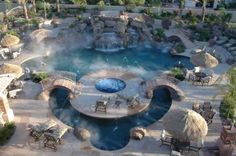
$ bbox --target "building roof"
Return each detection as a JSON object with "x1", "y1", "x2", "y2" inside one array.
[{"x1": 0, "y1": 74, "x2": 15, "y2": 94}]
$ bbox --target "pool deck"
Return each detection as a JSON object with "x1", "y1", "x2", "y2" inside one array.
[{"x1": 70, "y1": 70, "x2": 151, "y2": 118}]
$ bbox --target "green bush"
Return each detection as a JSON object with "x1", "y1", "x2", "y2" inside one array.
[
  {"x1": 196, "y1": 27, "x2": 213, "y2": 41},
  {"x1": 6, "y1": 29, "x2": 19, "y2": 37},
  {"x1": 174, "y1": 43, "x2": 185, "y2": 53},
  {"x1": 169, "y1": 67, "x2": 185, "y2": 81},
  {"x1": 0, "y1": 122, "x2": 16, "y2": 146},
  {"x1": 153, "y1": 28, "x2": 165, "y2": 41},
  {"x1": 220, "y1": 67, "x2": 236, "y2": 120},
  {"x1": 32, "y1": 72, "x2": 48, "y2": 83}
]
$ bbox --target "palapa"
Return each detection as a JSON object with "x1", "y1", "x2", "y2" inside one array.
[{"x1": 162, "y1": 108, "x2": 208, "y2": 142}]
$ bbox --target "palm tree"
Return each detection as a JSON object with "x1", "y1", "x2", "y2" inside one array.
[
  {"x1": 201, "y1": 0, "x2": 207, "y2": 22},
  {"x1": 56, "y1": 0, "x2": 60, "y2": 13},
  {"x1": 18, "y1": 0, "x2": 29, "y2": 20},
  {"x1": 179, "y1": 0, "x2": 184, "y2": 16},
  {"x1": 31, "y1": 0, "x2": 36, "y2": 13},
  {"x1": 72, "y1": 0, "x2": 87, "y2": 7}
]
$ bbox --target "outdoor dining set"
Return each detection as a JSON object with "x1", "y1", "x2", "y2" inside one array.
[{"x1": 192, "y1": 102, "x2": 216, "y2": 125}]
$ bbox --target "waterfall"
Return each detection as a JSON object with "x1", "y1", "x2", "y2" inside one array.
[{"x1": 95, "y1": 32, "x2": 125, "y2": 52}]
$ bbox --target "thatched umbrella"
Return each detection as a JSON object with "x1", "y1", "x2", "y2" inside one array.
[
  {"x1": 0, "y1": 63, "x2": 23, "y2": 78},
  {"x1": 162, "y1": 108, "x2": 208, "y2": 142},
  {"x1": 190, "y1": 52, "x2": 219, "y2": 68},
  {"x1": 1, "y1": 34, "x2": 20, "y2": 48}
]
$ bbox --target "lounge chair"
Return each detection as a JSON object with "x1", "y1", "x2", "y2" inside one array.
[
  {"x1": 28, "y1": 120, "x2": 57, "y2": 141},
  {"x1": 228, "y1": 47, "x2": 236, "y2": 51},
  {"x1": 216, "y1": 36, "x2": 228, "y2": 45},
  {"x1": 223, "y1": 39, "x2": 236, "y2": 48},
  {"x1": 43, "y1": 125, "x2": 68, "y2": 151},
  {"x1": 160, "y1": 130, "x2": 172, "y2": 147}
]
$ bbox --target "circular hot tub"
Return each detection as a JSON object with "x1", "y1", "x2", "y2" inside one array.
[{"x1": 95, "y1": 78, "x2": 126, "y2": 93}]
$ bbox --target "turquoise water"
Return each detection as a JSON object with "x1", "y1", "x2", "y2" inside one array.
[{"x1": 23, "y1": 45, "x2": 194, "y2": 79}]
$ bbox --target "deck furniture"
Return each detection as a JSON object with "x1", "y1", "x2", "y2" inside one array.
[
  {"x1": 171, "y1": 138, "x2": 190, "y2": 153},
  {"x1": 95, "y1": 99, "x2": 108, "y2": 113},
  {"x1": 200, "y1": 76, "x2": 211, "y2": 86},
  {"x1": 202, "y1": 102, "x2": 212, "y2": 111},
  {"x1": 201, "y1": 110, "x2": 215, "y2": 125},
  {"x1": 28, "y1": 120, "x2": 57, "y2": 141},
  {"x1": 43, "y1": 125, "x2": 68, "y2": 151},
  {"x1": 160, "y1": 130, "x2": 172, "y2": 147},
  {"x1": 192, "y1": 103, "x2": 201, "y2": 114},
  {"x1": 8, "y1": 88, "x2": 22, "y2": 98}
]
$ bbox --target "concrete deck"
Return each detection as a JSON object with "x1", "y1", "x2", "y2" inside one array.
[{"x1": 71, "y1": 70, "x2": 151, "y2": 118}]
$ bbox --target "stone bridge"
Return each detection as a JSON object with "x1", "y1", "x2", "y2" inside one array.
[
  {"x1": 141, "y1": 78, "x2": 185, "y2": 101},
  {"x1": 38, "y1": 77, "x2": 82, "y2": 101}
]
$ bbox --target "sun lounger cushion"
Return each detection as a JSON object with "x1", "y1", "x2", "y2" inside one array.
[{"x1": 33, "y1": 120, "x2": 57, "y2": 132}]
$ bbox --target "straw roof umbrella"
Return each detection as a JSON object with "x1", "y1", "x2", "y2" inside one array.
[
  {"x1": 0, "y1": 63, "x2": 23, "y2": 78},
  {"x1": 190, "y1": 52, "x2": 219, "y2": 68},
  {"x1": 162, "y1": 108, "x2": 208, "y2": 142},
  {"x1": 1, "y1": 34, "x2": 20, "y2": 48}
]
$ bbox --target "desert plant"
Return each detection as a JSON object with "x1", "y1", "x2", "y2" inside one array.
[
  {"x1": 174, "y1": 43, "x2": 185, "y2": 53},
  {"x1": 169, "y1": 67, "x2": 185, "y2": 81},
  {"x1": 31, "y1": 72, "x2": 48, "y2": 83},
  {"x1": 97, "y1": 0, "x2": 105, "y2": 10},
  {"x1": 153, "y1": 28, "x2": 165, "y2": 41},
  {"x1": 0, "y1": 122, "x2": 16, "y2": 146}
]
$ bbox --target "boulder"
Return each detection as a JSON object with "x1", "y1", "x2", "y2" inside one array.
[
  {"x1": 74, "y1": 127, "x2": 91, "y2": 141},
  {"x1": 130, "y1": 127, "x2": 147, "y2": 140}
]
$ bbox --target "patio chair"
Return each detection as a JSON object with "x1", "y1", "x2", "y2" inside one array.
[
  {"x1": 200, "y1": 76, "x2": 211, "y2": 86},
  {"x1": 202, "y1": 102, "x2": 212, "y2": 111},
  {"x1": 160, "y1": 130, "x2": 172, "y2": 147},
  {"x1": 201, "y1": 110, "x2": 216, "y2": 125},
  {"x1": 28, "y1": 120, "x2": 57, "y2": 141},
  {"x1": 43, "y1": 125, "x2": 68, "y2": 151},
  {"x1": 192, "y1": 103, "x2": 201, "y2": 114}
]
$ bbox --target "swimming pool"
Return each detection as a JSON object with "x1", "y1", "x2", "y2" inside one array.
[{"x1": 24, "y1": 43, "x2": 194, "y2": 150}]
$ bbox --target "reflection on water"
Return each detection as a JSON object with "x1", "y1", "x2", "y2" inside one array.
[{"x1": 49, "y1": 87, "x2": 172, "y2": 151}]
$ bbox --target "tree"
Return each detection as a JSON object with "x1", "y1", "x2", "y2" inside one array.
[
  {"x1": 31, "y1": 0, "x2": 36, "y2": 13},
  {"x1": 18, "y1": 0, "x2": 29, "y2": 20},
  {"x1": 179, "y1": 0, "x2": 184, "y2": 16},
  {"x1": 56, "y1": 0, "x2": 60, "y2": 13},
  {"x1": 72, "y1": 0, "x2": 87, "y2": 7},
  {"x1": 97, "y1": 0, "x2": 105, "y2": 10},
  {"x1": 201, "y1": 0, "x2": 207, "y2": 22}
]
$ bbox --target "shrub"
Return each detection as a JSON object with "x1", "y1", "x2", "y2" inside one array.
[
  {"x1": 197, "y1": 27, "x2": 212, "y2": 41},
  {"x1": 32, "y1": 72, "x2": 48, "y2": 83},
  {"x1": 153, "y1": 28, "x2": 165, "y2": 41},
  {"x1": 0, "y1": 122, "x2": 16, "y2": 146},
  {"x1": 169, "y1": 67, "x2": 185, "y2": 81},
  {"x1": 174, "y1": 43, "x2": 185, "y2": 53},
  {"x1": 161, "y1": 18, "x2": 171, "y2": 29},
  {"x1": 6, "y1": 29, "x2": 19, "y2": 37},
  {"x1": 220, "y1": 67, "x2": 236, "y2": 120},
  {"x1": 97, "y1": 0, "x2": 105, "y2": 10}
]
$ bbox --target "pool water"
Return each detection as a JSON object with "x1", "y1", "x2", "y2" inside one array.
[
  {"x1": 23, "y1": 44, "x2": 194, "y2": 80},
  {"x1": 50, "y1": 87, "x2": 172, "y2": 151},
  {"x1": 95, "y1": 78, "x2": 126, "y2": 93}
]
